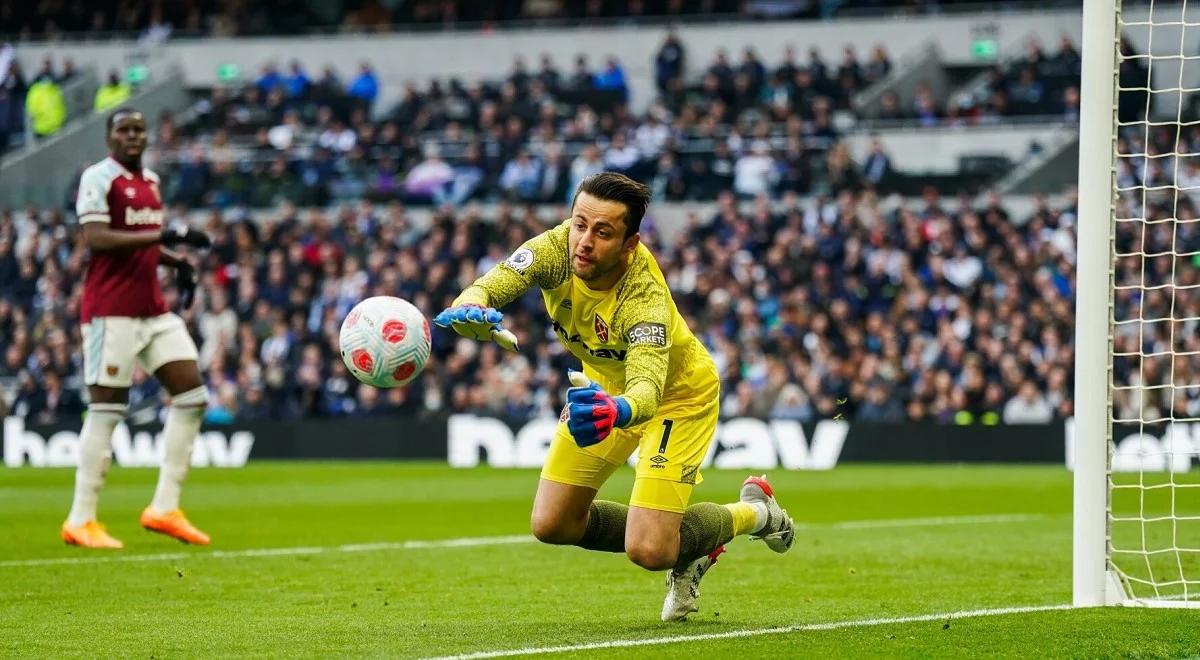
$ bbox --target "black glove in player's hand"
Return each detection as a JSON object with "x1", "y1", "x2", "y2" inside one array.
[
  {"x1": 161, "y1": 224, "x2": 212, "y2": 249},
  {"x1": 175, "y1": 260, "x2": 198, "y2": 310}
]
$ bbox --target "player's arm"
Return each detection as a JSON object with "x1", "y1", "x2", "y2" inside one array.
[
  {"x1": 75, "y1": 169, "x2": 210, "y2": 252},
  {"x1": 565, "y1": 284, "x2": 671, "y2": 447},
  {"x1": 435, "y1": 221, "x2": 570, "y2": 350},
  {"x1": 454, "y1": 220, "x2": 571, "y2": 308},
  {"x1": 80, "y1": 222, "x2": 161, "y2": 252}
]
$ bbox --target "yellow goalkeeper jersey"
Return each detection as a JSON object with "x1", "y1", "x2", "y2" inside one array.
[{"x1": 455, "y1": 220, "x2": 719, "y2": 424}]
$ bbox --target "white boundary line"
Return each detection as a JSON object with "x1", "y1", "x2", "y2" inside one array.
[
  {"x1": 819, "y1": 513, "x2": 1047, "y2": 529},
  {"x1": 421, "y1": 604, "x2": 1076, "y2": 660},
  {"x1": 0, "y1": 534, "x2": 535, "y2": 568},
  {"x1": 0, "y1": 513, "x2": 1048, "y2": 569}
]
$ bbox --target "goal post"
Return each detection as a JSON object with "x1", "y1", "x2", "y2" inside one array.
[
  {"x1": 1075, "y1": 0, "x2": 1200, "y2": 608},
  {"x1": 1073, "y1": 0, "x2": 1120, "y2": 608}
]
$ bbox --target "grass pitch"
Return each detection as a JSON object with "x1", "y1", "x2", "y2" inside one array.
[{"x1": 1, "y1": 463, "x2": 1197, "y2": 658}]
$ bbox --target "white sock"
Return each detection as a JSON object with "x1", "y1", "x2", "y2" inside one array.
[
  {"x1": 149, "y1": 386, "x2": 207, "y2": 514},
  {"x1": 66, "y1": 403, "x2": 126, "y2": 527},
  {"x1": 750, "y1": 501, "x2": 770, "y2": 534}
]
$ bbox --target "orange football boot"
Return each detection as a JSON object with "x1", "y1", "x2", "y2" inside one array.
[
  {"x1": 140, "y1": 507, "x2": 211, "y2": 545},
  {"x1": 61, "y1": 520, "x2": 124, "y2": 549}
]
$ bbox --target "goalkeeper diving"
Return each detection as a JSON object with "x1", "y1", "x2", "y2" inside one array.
[{"x1": 435, "y1": 172, "x2": 795, "y2": 621}]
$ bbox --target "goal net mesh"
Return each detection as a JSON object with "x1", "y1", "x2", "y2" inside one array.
[{"x1": 1110, "y1": 0, "x2": 1200, "y2": 605}]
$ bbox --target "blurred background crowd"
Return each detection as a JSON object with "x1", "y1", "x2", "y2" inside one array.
[{"x1": 2, "y1": 1, "x2": 1192, "y2": 429}]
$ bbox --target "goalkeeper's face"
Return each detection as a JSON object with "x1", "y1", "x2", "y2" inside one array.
[{"x1": 569, "y1": 192, "x2": 639, "y2": 285}]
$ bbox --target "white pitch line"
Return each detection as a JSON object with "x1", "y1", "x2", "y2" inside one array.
[
  {"x1": 819, "y1": 513, "x2": 1047, "y2": 530},
  {"x1": 422, "y1": 604, "x2": 1076, "y2": 660},
  {"x1": 0, "y1": 534, "x2": 534, "y2": 568},
  {"x1": 0, "y1": 513, "x2": 1048, "y2": 569}
]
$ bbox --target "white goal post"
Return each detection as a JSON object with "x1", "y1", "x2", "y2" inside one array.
[{"x1": 1075, "y1": 0, "x2": 1200, "y2": 608}]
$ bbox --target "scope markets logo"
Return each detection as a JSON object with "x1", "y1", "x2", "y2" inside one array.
[
  {"x1": 447, "y1": 415, "x2": 849, "y2": 470},
  {"x1": 2, "y1": 417, "x2": 254, "y2": 468}
]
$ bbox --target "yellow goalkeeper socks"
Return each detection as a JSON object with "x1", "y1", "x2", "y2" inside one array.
[{"x1": 724, "y1": 502, "x2": 760, "y2": 537}]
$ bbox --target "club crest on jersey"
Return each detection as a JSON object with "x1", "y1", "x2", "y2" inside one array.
[
  {"x1": 124, "y1": 187, "x2": 136, "y2": 198},
  {"x1": 594, "y1": 314, "x2": 609, "y2": 342},
  {"x1": 505, "y1": 248, "x2": 534, "y2": 272},
  {"x1": 106, "y1": 365, "x2": 118, "y2": 377}
]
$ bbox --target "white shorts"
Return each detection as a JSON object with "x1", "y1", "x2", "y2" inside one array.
[{"x1": 82, "y1": 313, "x2": 199, "y2": 388}]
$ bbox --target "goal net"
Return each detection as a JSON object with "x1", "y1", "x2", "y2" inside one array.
[{"x1": 1076, "y1": 0, "x2": 1200, "y2": 607}]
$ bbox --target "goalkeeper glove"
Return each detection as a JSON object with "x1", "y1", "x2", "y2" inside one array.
[
  {"x1": 433, "y1": 303, "x2": 519, "y2": 352},
  {"x1": 565, "y1": 370, "x2": 632, "y2": 447},
  {"x1": 175, "y1": 261, "x2": 197, "y2": 311},
  {"x1": 161, "y1": 223, "x2": 212, "y2": 249}
]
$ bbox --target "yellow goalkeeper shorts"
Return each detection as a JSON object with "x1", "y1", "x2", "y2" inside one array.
[{"x1": 539, "y1": 396, "x2": 719, "y2": 514}]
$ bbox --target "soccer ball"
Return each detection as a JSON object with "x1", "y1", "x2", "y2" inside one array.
[{"x1": 339, "y1": 296, "x2": 432, "y2": 388}]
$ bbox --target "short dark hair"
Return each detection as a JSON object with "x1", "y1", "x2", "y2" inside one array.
[
  {"x1": 106, "y1": 107, "x2": 141, "y2": 132},
  {"x1": 572, "y1": 172, "x2": 650, "y2": 239}
]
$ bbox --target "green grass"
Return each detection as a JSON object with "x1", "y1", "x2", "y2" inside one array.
[{"x1": 1, "y1": 464, "x2": 1198, "y2": 658}]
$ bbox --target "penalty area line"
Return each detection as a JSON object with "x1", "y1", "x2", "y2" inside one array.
[{"x1": 422, "y1": 604, "x2": 1076, "y2": 660}]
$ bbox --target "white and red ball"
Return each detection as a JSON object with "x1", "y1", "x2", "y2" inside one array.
[{"x1": 338, "y1": 296, "x2": 431, "y2": 388}]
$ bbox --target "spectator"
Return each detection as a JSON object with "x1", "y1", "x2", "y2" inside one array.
[
  {"x1": 861, "y1": 138, "x2": 892, "y2": 189},
  {"x1": 199, "y1": 288, "x2": 238, "y2": 369},
  {"x1": 602, "y1": 132, "x2": 639, "y2": 174},
  {"x1": 864, "y1": 44, "x2": 891, "y2": 84},
  {"x1": 655, "y1": 30, "x2": 686, "y2": 94},
  {"x1": 568, "y1": 143, "x2": 604, "y2": 201},
  {"x1": 592, "y1": 57, "x2": 628, "y2": 102},
  {"x1": 403, "y1": 143, "x2": 455, "y2": 204},
  {"x1": 93, "y1": 70, "x2": 131, "y2": 112},
  {"x1": 568, "y1": 55, "x2": 593, "y2": 91},
  {"x1": 1003, "y1": 381, "x2": 1054, "y2": 424},
  {"x1": 733, "y1": 141, "x2": 777, "y2": 198},
  {"x1": 498, "y1": 150, "x2": 543, "y2": 201},
  {"x1": 347, "y1": 62, "x2": 379, "y2": 109},
  {"x1": 24, "y1": 72, "x2": 65, "y2": 138},
  {"x1": 284, "y1": 60, "x2": 311, "y2": 98}
]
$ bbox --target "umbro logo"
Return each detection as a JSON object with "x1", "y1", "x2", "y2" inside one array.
[
  {"x1": 650, "y1": 454, "x2": 668, "y2": 465},
  {"x1": 559, "y1": 300, "x2": 572, "y2": 310}
]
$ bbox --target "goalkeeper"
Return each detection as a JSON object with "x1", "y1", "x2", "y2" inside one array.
[{"x1": 435, "y1": 173, "x2": 795, "y2": 621}]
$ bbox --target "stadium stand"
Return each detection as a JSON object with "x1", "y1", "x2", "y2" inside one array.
[
  {"x1": 0, "y1": 185, "x2": 1109, "y2": 426},
  {"x1": 1, "y1": 5, "x2": 1152, "y2": 427}
]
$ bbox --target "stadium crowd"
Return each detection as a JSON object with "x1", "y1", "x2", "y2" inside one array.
[
  {"x1": 7, "y1": 180, "x2": 1173, "y2": 428},
  {"x1": 0, "y1": 0, "x2": 1019, "y2": 40},
  {"x1": 0, "y1": 14, "x2": 1176, "y2": 428}
]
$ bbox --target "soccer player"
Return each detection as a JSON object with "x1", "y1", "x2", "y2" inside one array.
[
  {"x1": 61, "y1": 107, "x2": 214, "y2": 549},
  {"x1": 435, "y1": 173, "x2": 795, "y2": 620}
]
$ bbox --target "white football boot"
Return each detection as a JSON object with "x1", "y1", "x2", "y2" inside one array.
[
  {"x1": 741, "y1": 475, "x2": 796, "y2": 553},
  {"x1": 661, "y1": 545, "x2": 726, "y2": 622}
]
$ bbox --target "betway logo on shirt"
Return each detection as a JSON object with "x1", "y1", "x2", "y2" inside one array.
[
  {"x1": 448, "y1": 415, "x2": 849, "y2": 470},
  {"x1": 2, "y1": 416, "x2": 253, "y2": 468},
  {"x1": 550, "y1": 318, "x2": 627, "y2": 361},
  {"x1": 125, "y1": 208, "x2": 164, "y2": 226}
]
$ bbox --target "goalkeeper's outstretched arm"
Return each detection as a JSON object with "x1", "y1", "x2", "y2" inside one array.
[{"x1": 454, "y1": 221, "x2": 571, "y2": 308}]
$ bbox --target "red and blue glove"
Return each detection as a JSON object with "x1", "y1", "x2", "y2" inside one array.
[{"x1": 565, "y1": 370, "x2": 632, "y2": 447}]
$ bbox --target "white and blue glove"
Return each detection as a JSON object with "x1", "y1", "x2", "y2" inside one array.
[
  {"x1": 433, "y1": 303, "x2": 519, "y2": 352},
  {"x1": 565, "y1": 370, "x2": 632, "y2": 447}
]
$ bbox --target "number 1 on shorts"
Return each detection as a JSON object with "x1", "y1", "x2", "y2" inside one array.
[{"x1": 658, "y1": 419, "x2": 673, "y2": 454}]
